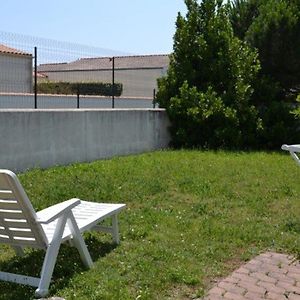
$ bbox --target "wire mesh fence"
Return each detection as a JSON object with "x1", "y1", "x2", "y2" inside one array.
[{"x1": 0, "y1": 31, "x2": 169, "y2": 109}]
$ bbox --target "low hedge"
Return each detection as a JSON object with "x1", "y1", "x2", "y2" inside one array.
[{"x1": 37, "y1": 82, "x2": 123, "y2": 96}]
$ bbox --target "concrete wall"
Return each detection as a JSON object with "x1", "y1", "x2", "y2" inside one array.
[
  {"x1": 0, "y1": 54, "x2": 32, "y2": 93},
  {"x1": 0, "y1": 93, "x2": 156, "y2": 109},
  {"x1": 0, "y1": 109, "x2": 170, "y2": 172}
]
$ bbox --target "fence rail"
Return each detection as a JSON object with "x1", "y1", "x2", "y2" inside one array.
[{"x1": 0, "y1": 93, "x2": 156, "y2": 109}]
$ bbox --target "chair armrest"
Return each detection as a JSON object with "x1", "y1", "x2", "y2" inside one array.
[
  {"x1": 281, "y1": 144, "x2": 300, "y2": 152},
  {"x1": 281, "y1": 144, "x2": 300, "y2": 167},
  {"x1": 36, "y1": 198, "x2": 80, "y2": 224}
]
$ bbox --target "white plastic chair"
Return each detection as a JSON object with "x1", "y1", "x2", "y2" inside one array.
[
  {"x1": 0, "y1": 169, "x2": 125, "y2": 297},
  {"x1": 281, "y1": 144, "x2": 300, "y2": 166}
]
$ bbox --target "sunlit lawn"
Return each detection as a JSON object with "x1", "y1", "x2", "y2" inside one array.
[{"x1": 0, "y1": 150, "x2": 300, "y2": 299}]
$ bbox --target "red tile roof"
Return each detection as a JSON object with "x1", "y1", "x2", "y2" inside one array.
[{"x1": 0, "y1": 44, "x2": 32, "y2": 56}]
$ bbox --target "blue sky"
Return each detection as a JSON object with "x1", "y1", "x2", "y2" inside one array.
[{"x1": 0, "y1": 0, "x2": 187, "y2": 55}]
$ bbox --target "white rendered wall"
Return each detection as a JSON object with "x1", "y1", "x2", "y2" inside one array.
[
  {"x1": 0, "y1": 54, "x2": 32, "y2": 93},
  {"x1": 0, "y1": 109, "x2": 170, "y2": 172}
]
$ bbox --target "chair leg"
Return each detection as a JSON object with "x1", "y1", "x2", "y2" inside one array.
[
  {"x1": 67, "y1": 213, "x2": 93, "y2": 268},
  {"x1": 112, "y1": 214, "x2": 120, "y2": 244},
  {"x1": 35, "y1": 215, "x2": 67, "y2": 298}
]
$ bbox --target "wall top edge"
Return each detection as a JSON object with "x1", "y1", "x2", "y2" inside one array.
[{"x1": 0, "y1": 108, "x2": 166, "y2": 112}]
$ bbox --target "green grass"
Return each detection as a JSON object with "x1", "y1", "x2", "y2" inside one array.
[{"x1": 1, "y1": 150, "x2": 300, "y2": 299}]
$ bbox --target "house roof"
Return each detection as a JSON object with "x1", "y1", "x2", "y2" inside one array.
[
  {"x1": 0, "y1": 44, "x2": 32, "y2": 57},
  {"x1": 38, "y1": 54, "x2": 169, "y2": 72}
]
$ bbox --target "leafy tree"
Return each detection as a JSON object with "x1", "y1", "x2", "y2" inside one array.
[
  {"x1": 230, "y1": 0, "x2": 300, "y2": 92},
  {"x1": 229, "y1": 0, "x2": 300, "y2": 148},
  {"x1": 229, "y1": 0, "x2": 261, "y2": 40},
  {"x1": 157, "y1": 0, "x2": 261, "y2": 148}
]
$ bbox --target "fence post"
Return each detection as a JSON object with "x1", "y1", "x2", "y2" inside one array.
[
  {"x1": 34, "y1": 47, "x2": 37, "y2": 109},
  {"x1": 153, "y1": 88, "x2": 156, "y2": 108},
  {"x1": 77, "y1": 90, "x2": 80, "y2": 109},
  {"x1": 111, "y1": 57, "x2": 115, "y2": 108}
]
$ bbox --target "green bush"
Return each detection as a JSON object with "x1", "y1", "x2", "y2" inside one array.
[
  {"x1": 37, "y1": 82, "x2": 123, "y2": 96},
  {"x1": 157, "y1": 0, "x2": 261, "y2": 149},
  {"x1": 157, "y1": 0, "x2": 300, "y2": 149},
  {"x1": 168, "y1": 81, "x2": 240, "y2": 148},
  {"x1": 37, "y1": 82, "x2": 71, "y2": 94},
  {"x1": 258, "y1": 101, "x2": 299, "y2": 148}
]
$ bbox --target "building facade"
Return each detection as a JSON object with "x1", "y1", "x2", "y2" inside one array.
[
  {"x1": 38, "y1": 54, "x2": 169, "y2": 98},
  {"x1": 0, "y1": 44, "x2": 33, "y2": 93}
]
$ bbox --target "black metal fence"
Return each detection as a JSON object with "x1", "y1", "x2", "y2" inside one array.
[{"x1": 0, "y1": 31, "x2": 167, "y2": 109}]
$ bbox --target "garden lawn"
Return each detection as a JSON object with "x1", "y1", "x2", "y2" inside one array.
[{"x1": 0, "y1": 150, "x2": 300, "y2": 299}]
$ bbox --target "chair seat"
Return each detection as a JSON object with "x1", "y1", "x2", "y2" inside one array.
[{"x1": 41, "y1": 201, "x2": 126, "y2": 243}]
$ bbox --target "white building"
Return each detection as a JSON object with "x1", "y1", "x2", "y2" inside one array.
[
  {"x1": 0, "y1": 44, "x2": 33, "y2": 93},
  {"x1": 38, "y1": 54, "x2": 169, "y2": 98}
]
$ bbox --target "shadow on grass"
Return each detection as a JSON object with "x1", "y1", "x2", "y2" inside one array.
[
  {"x1": 0, "y1": 234, "x2": 117, "y2": 300},
  {"x1": 285, "y1": 218, "x2": 300, "y2": 233}
]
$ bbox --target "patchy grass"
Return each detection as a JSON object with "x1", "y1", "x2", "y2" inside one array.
[{"x1": 0, "y1": 150, "x2": 300, "y2": 299}]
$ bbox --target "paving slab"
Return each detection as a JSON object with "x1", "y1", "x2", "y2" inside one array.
[{"x1": 202, "y1": 252, "x2": 300, "y2": 300}]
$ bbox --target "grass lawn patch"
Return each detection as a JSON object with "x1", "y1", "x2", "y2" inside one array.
[{"x1": 0, "y1": 150, "x2": 299, "y2": 299}]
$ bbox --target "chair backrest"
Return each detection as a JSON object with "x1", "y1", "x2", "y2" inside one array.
[{"x1": 0, "y1": 170, "x2": 47, "y2": 249}]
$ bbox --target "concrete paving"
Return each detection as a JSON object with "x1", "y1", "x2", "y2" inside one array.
[{"x1": 202, "y1": 252, "x2": 300, "y2": 300}]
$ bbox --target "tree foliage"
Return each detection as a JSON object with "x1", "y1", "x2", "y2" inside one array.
[
  {"x1": 230, "y1": 0, "x2": 300, "y2": 92},
  {"x1": 157, "y1": 0, "x2": 261, "y2": 148},
  {"x1": 157, "y1": 0, "x2": 300, "y2": 149},
  {"x1": 229, "y1": 0, "x2": 300, "y2": 148},
  {"x1": 229, "y1": 0, "x2": 260, "y2": 40}
]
